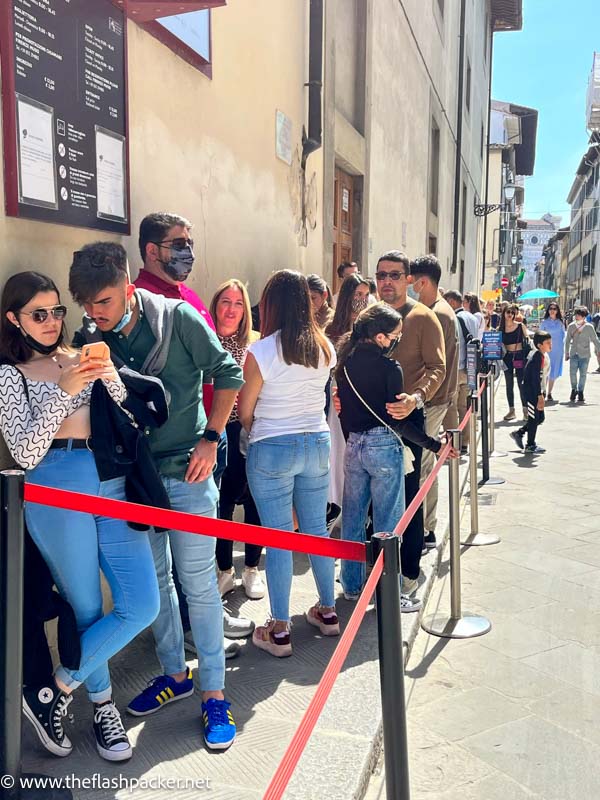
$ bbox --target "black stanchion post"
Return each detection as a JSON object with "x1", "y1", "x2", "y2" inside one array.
[
  {"x1": 371, "y1": 533, "x2": 410, "y2": 800},
  {"x1": 0, "y1": 470, "x2": 73, "y2": 800},
  {"x1": 478, "y1": 375, "x2": 505, "y2": 487},
  {"x1": 461, "y1": 395, "x2": 501, "y2": 546},
  {"x1": 488, "y1": 363, "x2": 507, "y2": 459},
  {"x1": 1, "y1": 470, "x2": 25, "y2": 800}
]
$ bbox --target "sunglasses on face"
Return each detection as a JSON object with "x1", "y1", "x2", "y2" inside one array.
[
  {"x1": 156, "y1": 237, "x2": 194, "y2": 251},
  {"x1": 375, "y1": 270, "x2": 406, "y2": 281},
  {"x1": 19, "y1": 305, "x2": 67, "y2": 324}
]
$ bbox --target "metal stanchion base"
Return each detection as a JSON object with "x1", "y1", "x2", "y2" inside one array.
[
  {"x1": 421, "y1": 613, "x2": 491, "y2": 639},
  {"x1": 479, "y1": 476, "x2": 506, "y2": 486},
  {"x1": 489, "y1": 449, "x2": 508, "y2": 458},
  {"x1": 460, "y1": 531, "x2": 501, "y2": 546},
  {"x1": 19, "y1": 774, "x2": 73, "y2": 799}
]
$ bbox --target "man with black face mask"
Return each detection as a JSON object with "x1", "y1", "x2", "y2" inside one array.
[{"x1": 134, "y1": 212, "x2": 255, "y2": 651}]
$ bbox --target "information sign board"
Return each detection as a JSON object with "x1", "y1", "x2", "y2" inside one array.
[{"x1": 0, "y1": 0, "x2": 129, "y2": 233}]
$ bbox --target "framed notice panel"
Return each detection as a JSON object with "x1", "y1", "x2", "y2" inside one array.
[{"x1": 0, "y1": 0, "x2": 129, "y2": 233}]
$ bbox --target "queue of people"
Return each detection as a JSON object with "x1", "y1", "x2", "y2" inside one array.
[{"x1": 3, "y1": 214, "x2": 594, "y2": 767}]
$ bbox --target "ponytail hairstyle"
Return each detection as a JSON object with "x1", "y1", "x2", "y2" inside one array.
[{"x1": 335, "y1": 303, "x2": 402, "y2": 383}]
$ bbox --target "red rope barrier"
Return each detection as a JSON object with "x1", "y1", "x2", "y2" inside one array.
[
  {"x1": 23, "y1": 484, "x2": 366, "y2": 563},
  {"x1": 263, "y1": 550, "x2": 385, "y2": 800}
]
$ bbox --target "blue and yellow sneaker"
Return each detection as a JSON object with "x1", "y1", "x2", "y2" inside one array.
[
  {"x1": 201, "y1": 698, "x2": 236, "y2": 750},
  {"x1": 126, "y1": 668, "x2": 194, "y2": 717}
]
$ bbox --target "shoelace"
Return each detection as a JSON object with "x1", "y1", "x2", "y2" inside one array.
[
  {"x1": 52, "y1": 694, "x2": 73, "y2": 738},
  {"x1": 94, "y1": 703, "x2": 126, "y2": 745},
  {"x1": 140, "y1": 675, "x2": 172, "y2": 697},
  {"x1": 204, "y1": 699, "x2": 231, "y2": 728}
]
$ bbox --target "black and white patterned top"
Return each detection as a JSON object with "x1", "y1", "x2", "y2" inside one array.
[
  {"x1": 0, "y1": 364, "x2": 126, "y2": 470},
  {"x1": 218, "y1": 333, "x2": 249, "y2": 424}
]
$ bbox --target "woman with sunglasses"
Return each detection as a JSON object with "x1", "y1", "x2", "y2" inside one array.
[
  {"x1": 542, "y1": 302, "x2": 565, "y2": 402},
  {"x1": 0, "y1": 272, "x2": 159, "y2": 762},
  {"x1": 500, "y1": 303, "x2": 529, "y2": 421}
]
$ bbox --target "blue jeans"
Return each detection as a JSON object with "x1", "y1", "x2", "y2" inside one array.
[
  {"x1": 174, "y1": 429, "x2": 227, "y2": 632},
  {"x1": 247, "y1": 432, "x2": 334, "y2": 621},
  {"x1": 569, "y1": 355, "x2": 590, "y2": 392},
  {"x1": 25, "y1": 449, "x2": 159, "y2": 702},
  {"x1": 340, "y1": 428, "x2": 405, "y2": 595},
  {"x1": 149, "y1": 474, "x2": 225, "y2": 691}
]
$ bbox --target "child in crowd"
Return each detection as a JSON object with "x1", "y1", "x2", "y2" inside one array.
[{"x1": 510, "y1": 330, "x2": 552, "y2": 455}]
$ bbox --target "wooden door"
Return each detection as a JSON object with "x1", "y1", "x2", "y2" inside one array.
[{"x1": 333, "y1": 167, "x2": 354, "y2": 292}]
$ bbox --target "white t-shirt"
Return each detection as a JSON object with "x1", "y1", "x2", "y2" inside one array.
[{"x1": 248, "y1": 331, "x2": 336, "y2": 443}]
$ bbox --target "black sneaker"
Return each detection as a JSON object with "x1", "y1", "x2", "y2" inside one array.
[
  {"x1": 524, "y1": 444, "x2": 546, "y2": 455},
  {"x1": 578, "y1": 391, "x2": 585, "y2": 403},
  {"x1": 23, "y1": 684, "x2": 73, "y2": 758},
  {"x1": 422, "y1": 531, "x2": 437, "y2": 552},
  {"x1": 93, "y1": 701, "x2": 132, "y2": 761},
  {"x1": 510, "y1": 430, "x2": 524, "y2": 451},
  {"x1": 570, "y1": 389, "x2": 577, "y2": 402}
]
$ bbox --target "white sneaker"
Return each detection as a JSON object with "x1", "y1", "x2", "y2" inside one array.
[
  {"x1": 217, "y1": 568, "x2": 236, "y2": 596},
  {"x1": 400, "y1": 594, "x2": 422, "y2": 613},
  {"x1": 223, "y1": 609, "x2": 255, "y2": 639},
  {"x1": 241, "y1": 567, "x2": 266, "y2": 600}
]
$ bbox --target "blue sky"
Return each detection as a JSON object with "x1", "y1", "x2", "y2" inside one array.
[{"x1": 492, "y1": 0, "x2": 599, "y2": 224}]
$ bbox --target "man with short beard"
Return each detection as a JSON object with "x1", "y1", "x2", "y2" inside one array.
[
  {"x1": 375, "y1": 251, "x2": 446, "y2": 607},
  {"x1": 133, "y1": 212, "x2": 254, "y2": 649}
]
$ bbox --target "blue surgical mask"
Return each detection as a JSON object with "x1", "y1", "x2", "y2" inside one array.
[
  {"x1": 160, "y1": 243, "x2": 195, "y2": 282},
  {"x1": 407, "y1": 285, "x2": 419, "y2": 301},
  {"x1": 112, "y1": 303, "x2": 132, "y2": 333}
]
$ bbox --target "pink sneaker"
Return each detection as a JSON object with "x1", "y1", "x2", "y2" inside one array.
[
  {"x1": 306, "y1": 604, "x2": 340, "y2": 636},
  {"x1": 252, "y1": 620, "x2": 292, "y2": 658}
]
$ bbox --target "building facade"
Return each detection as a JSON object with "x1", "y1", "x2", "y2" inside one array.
[
  {"x1": 0, "y1": 0, "x2": 523, "y2": 307},
  {"x1": 482, "y1": 100, "x2": 538, "y2": 299},
  {"x1": 565, "y1": 137, "x2": 600, "y2": 312}
]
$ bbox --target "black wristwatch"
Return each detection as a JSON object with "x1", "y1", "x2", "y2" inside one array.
[{"x1": 202, "y1": 428, "x2": 220, "y2": 443}]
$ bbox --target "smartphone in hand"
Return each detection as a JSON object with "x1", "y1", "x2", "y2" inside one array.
[{"x1": 80, "y1": 341, "x2": 110, "y2": 368}]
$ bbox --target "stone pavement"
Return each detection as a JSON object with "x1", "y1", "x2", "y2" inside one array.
[
  {"x1": 365, "y1": 366, "x2": 600, "y2": 800},
  {"x1": 21, "y1": 455, "x2": 455, "y2": 799}
]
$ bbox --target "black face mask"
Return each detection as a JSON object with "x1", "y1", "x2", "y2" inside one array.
[
  {"x1": 381, "y1": 335, "x2": 400, "y2": 357},
  {"x1": 21, "y1": 329, "x2": 64, "y2": 356}
]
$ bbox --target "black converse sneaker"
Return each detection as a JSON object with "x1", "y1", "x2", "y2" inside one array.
[
  {"x1": 93, "y1": 701, "x2": 133, "y2": 761},
  {"x1": 23, "y1": 684, "x2": 73, "y2": 757}
]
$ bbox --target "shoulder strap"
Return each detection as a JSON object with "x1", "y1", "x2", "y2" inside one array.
[
  {"x1": 13, "y1": 367, "x2": 30, "y2": 402},
  {"x1": 456, "y1": 314, "x2": 471, "y2": 344},
  {"x1": 343, "y1": 367, "x2": 404, "y2": 446}
]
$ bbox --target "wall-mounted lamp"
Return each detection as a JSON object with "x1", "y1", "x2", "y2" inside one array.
[{"x1": 474, "y1": 182, "x2": 517, "y2": 216}]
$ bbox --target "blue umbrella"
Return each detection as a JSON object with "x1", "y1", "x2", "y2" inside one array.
[{"x1": 517, "y1": 289, "x2": 559, "y2": 301}]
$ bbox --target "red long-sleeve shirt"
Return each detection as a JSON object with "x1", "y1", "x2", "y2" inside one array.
[{"x1": 134, "y1": 268, "x2": 215, "y2": 413}]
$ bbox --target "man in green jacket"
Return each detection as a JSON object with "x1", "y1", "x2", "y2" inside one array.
[{"x1": 70, "y1": 242, "x2": 243, "y2": 751}]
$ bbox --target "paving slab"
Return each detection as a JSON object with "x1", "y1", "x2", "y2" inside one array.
[{"x1": 365, "y1": 368, "x2": 600, "y2": 800}]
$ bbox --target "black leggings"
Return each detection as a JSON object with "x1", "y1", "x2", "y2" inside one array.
[
  {"x1": 216, "y1": 421, "x2": 262, "y2": 571},
  {"x1": 504, "y1": 352, "x2": 525, "y2": 408},
  {"x1": 400, "y1": 409, "x2": 424, "y2": 581}
]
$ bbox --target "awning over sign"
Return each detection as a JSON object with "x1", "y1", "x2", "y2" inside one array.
[{"x1": 111, "y1": 0, "x2": 226, "y2": 23}]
